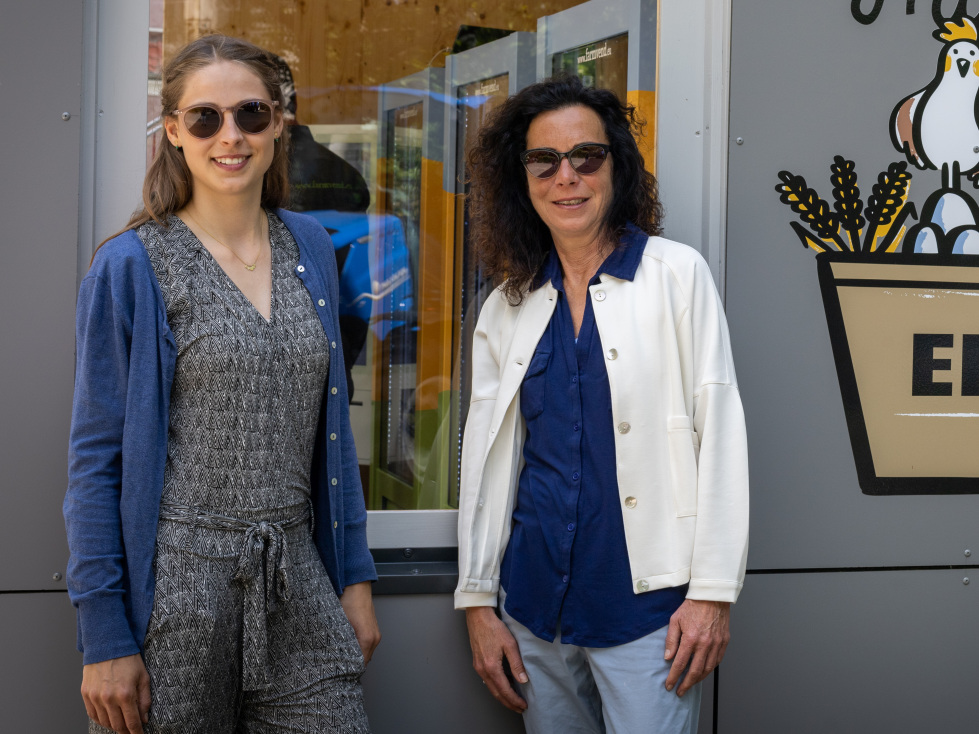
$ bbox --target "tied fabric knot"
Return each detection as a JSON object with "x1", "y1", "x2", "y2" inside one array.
[
  {"x1": 157, "y1": 501, "x2": 308, "y2": 690},
  {"x1": 233, "y1": 519, "x2": 291, "y2": 689}
]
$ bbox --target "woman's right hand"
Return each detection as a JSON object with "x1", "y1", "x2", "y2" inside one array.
[
  {"x1": 81, "y1": 654, "x2": 151, "y2": 734},
  {"x1": 465, "y1": 606, "x2": 529, "y2": 713}
]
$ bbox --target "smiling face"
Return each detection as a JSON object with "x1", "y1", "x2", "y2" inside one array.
[
  {"x1": 524, "y1": 104, "x2": 613, "y2": 252},
  {"x1": 164, "y1": 60, "x2": 283, "y2": 206}
]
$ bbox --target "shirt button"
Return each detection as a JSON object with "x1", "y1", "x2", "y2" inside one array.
[
  {"x1": 572, "y1": 471, "x2": 580, "y2": 481},
  {"x1": 567, "y1": 523, "x2": 575, "y2": 532},
  {"x1": 618, "y1": 422, "x2": 631, "y2": 434},
  {"x1": 330, "y1": 432, "x2": 337, "y2": 441},
  {"x1": 624, "y1": 496, "x2": 637, "y2": 509},
  {"x1": 594, "y1": 290, "x2": 606, "y2": 301},
  {"x1": 573, "y1": 423, "x2": 580, "y2": 431},
  {"x1": 637, "y1": 579, "x2": 649, "y2": 592},
  {"x1": 572, "y1": 375, "x2": 577, "y2": 383},
  {"x1": 318, "y1": 299, "x2": 326, "y2": 307},
  {"x1": 606, "y1": 348, "x2": 618, "y2": 360},
  {"x1": 331, "y1": 387, "x2": 338, "y2": 395},
  {"x1": 296, "y1": 265, "x2": 305, "y2": 273},
  {"x1": 331, "y1": 478, "x2": 338, "y2": 486}
]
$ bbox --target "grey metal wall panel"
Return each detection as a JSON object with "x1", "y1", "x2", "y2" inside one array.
[
  {"x1": 727, "y1": 0, "x2": 979, "y2": 570},
  {"x1": 0, "y1": 1, "x2": 83, "y2": 590},
  {"x1": 0, "y1": 592, "x2": 88, "y2": 730},
  {"x1": 717, "y1": 570, "x2": 977, "y2": 733}
]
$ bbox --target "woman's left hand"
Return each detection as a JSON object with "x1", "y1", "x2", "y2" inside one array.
[{"x1": 339, "y1": 581, "x2": 381, "y2": 664}]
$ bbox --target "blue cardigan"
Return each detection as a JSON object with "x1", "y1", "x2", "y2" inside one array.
[{"x1": 64, "y1": 209, "x2": 377, "y2": 665}]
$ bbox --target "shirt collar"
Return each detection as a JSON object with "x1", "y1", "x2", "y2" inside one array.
[{"x1": 531, "y1": 223, "x2": 647, "y2": 292}]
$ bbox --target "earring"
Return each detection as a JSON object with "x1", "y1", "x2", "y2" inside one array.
[
  {"x1": 172, "y1": 142, "x2": 181, "y2": 150},
  {"x1": 274, "y1": 137, "x2": 280, "y2": 143}
]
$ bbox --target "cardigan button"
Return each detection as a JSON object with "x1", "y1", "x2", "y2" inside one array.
[
  {"x1": 331, "y1": 341, "x2": 337, "y2": 349},
  {"x1": 296, "y1": 265, "x2": 305, "y2": 273},
  {"x1": 318, "y1": 299, "x2": 326, "y2": 307},
  {"x1": 331, "y1": 478, "x2": 338, "y2": 486},
  {"x1": 330, "y1": 433, "x2": 337, "y2": 441},
  {"x1": 331, "y1": 387, "x2": 338, "y2": 395},
  {"x1": 334, "y1": 521, "x2": 338, "y2": 529},
  {"x1": 624, "y1": 496, "x2": 637, "y2": 509}
]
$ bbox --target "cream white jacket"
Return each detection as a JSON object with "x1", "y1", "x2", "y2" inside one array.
[{"x1": 454, "y1": 235, "x2": 748, "y2": 609}]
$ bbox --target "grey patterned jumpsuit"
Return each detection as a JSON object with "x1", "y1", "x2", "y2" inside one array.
[{"x1": 89, "y1": 213, "x2": 370, "y2": 733}]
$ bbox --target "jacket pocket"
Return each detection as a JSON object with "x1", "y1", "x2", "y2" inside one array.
[
  {"x1": 667, "y1": 415, "x2": 700, "y2": 517},
  {"x1": 519, "y1": 350, "x2": 551, "y2": 421}
]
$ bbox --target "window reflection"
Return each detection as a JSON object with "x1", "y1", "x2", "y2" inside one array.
[{"x1": 148, "y1": 0, "x2": 596, "y2": 512}]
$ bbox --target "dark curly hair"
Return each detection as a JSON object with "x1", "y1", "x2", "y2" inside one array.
[{"x1": 466, "y1": 74, "x2": 662, "y2": 304}]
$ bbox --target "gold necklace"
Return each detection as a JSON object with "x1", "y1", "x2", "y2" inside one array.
[{"x1": 186, "y1": 210, "x2": 265, "y2": 271}]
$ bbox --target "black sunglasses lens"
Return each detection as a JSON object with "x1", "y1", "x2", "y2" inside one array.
[
  {"x1": 184, "y1": 106, "x2": 221, "y2": 138},
  {"x1": 235, "y1": 101, "x2": 273, "y2": 134},
  {"x1": 570, "y1": 145, "x2": 607, "y2": 174},
  {"x1": 523, "y1": 150, "x2": 561, "y2": 178}
]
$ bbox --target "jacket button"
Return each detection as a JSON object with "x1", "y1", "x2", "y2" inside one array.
[
  {"x1": 618, "y1": 422, "x2": 631, "y2": 434},
  {"x1": 594, "y1": 290, "x2": 606, "y2": 301},
  {"x1": 296, "y1": 265, "x2": 305, "y2": 273},
  {"x1": 318, "y1": 299, "x2": 326, "y2": 307},
  {"x1": 606, "y1": 348, "x2": 618, "y2": 360},
  {"x1": 637, "y1": 579, "x2": 649, "y2": 591},
  {"x1": 624, "y1": 496, "x2": 637, "y2": 509}
]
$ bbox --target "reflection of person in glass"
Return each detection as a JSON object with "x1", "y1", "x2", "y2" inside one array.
[
  {"x1": 456, "y1": 75, "x2": 749, "y2": 733},
  {"x1": 64, "y1": 35, "x2": 378, "y2": 734},
  {"x1": 272, "y1": 55, "x2": 370, "y2": 214}
]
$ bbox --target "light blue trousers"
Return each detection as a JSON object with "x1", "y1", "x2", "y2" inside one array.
[{"x1": 501, "y1": 600, "x2": 702, "y2": 734}]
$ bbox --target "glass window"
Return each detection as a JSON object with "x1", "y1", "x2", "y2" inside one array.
[{"x1": 144, "y1": 0, "x2": 639, "y2": 518}]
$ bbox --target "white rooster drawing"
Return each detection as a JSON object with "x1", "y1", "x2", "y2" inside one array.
[{"x1": 891, "y1": 16, "x2": 979, "y2": 189}]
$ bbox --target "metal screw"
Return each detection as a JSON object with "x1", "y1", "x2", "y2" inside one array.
[
  {"x1": 736, "y1": 137, "x2": 744, "y2": 145},
  {"x1": 965, "y1": 549, "x2": 972, "y2": 558},
  {"x1": 61, "y1": 112, "x2": 71, "y2": 121},
  {"x1": 964, "y1": 577, "x2": 970, "y2": 585},
  {"x1": 52, "y1": 572, "x2": 63, "y2": 582},
  {"x1": 402, "y1": 547, "x2": 414, "y2": 559}
]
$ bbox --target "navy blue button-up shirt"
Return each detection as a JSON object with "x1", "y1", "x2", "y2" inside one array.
[{"x1": 500, "y1": 225, "x2": 686, "y2": 647}]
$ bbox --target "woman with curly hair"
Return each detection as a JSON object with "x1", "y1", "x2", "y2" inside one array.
[
  {"x1": 65, "y1": 34, "x2": 378, "y2": 734},
  {"x1": 455, "y1": 75, "x2": 749, "y2": 734}
]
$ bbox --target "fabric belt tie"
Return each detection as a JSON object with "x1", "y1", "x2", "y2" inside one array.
[{"x1": 158, "y1": 501, "x2": 310, "y2": 689}]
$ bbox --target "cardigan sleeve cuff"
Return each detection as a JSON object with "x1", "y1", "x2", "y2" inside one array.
[{"x1": 77, "y1": 595, "x2": 141, "y2": 665}]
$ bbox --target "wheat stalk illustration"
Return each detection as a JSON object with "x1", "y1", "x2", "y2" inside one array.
[
  {"x1": 830, "y1": 156, "x2": 864, "y2": 252},
  {"x1": 863, "y1": 161, "x2": 912, "y2": 252},
  {"x1": 775, "y1": 171, "x2": 849, "y2": 252}
]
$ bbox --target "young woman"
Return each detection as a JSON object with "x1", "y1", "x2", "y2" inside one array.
[{"x1": 65, "y1": 35, "x2": 378, "y2": 734}]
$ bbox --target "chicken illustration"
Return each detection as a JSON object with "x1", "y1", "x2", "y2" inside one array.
[{"x1": 891, "y1": 16, "x2": 979, "y2": 189}]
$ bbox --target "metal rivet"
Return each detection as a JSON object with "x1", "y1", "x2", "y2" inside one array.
[
  {"x1": 965, "y1": 549, "x2": 972, "y2": 558},
  {"x1": 736, "y1": 137, "x2": 744, "y2": 145},
  {"x1": 964, "y1": 577, "x2": 971, "y2": 585},
  {"x1": 403, "y1": 548, "x2": 414, "y2": 559},
  {"x1": 52, "y1": 572, "x2": 63, "y2": 582},
  {"x1": 61, "y1": 112, "x2": 71, "y2": 121}
]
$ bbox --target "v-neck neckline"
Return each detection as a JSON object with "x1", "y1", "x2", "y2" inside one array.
[{"x1": 176, "y1": 213, "x2": 275, "y2": 325}]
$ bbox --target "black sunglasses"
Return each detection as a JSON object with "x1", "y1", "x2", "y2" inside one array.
[
  {"x1": 520, "y1": 143, "x2": 610, "y2": 179},
  {"x1": 170, "y1": 99, "x2": 279, "y2": 139}
]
